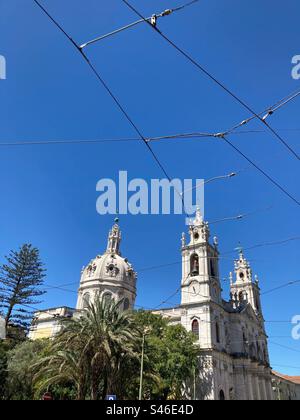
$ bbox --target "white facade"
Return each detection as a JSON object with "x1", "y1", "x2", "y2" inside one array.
[
  {"x1": 76, "y1": 220, "x2": 137, "y2": 312},
  {"x1": 29, "y1": 219, "x2": 137, "y2": 340},
  {"x1": 154, "y1": 209, "x2": 274, "y2": 400},
  {"x1": 30, "y1": 212, "x2": 276, "y2": 399}
]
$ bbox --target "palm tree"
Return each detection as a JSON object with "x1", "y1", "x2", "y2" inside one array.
[
  {"x1": 33, "y1": 346, "x2": 89, "y2": 400},
  {"x1": 33, "y1": 296, "x2": 141, "y2": 400}
]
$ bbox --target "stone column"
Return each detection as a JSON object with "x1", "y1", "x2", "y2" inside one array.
[
  {"x1": 246, "y1": 372, "x2": 254, "y2": 400},
  {"x1": 264, "y1": 371, "x2": 274, "y2": 400},
  {"x1": 252, "y1": 374, "x2": 260, "y2": 400},
  {"x1": 233, "y1": 364, "x2": 247, "y2": 400},
  {"x1": 259, "y1": 376, "x2": 267, "y2": 400}
]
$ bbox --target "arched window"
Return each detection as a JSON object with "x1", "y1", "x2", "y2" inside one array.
[
  {"x1": 263, "y1": 346, "x2": 268, "y2": 363},
  {"x1": 242, "y1": 332, "x2": 248, "y2": 353},
  {"x1": 256, "y1": 297, "x2": 260, "y2": 312},
  {"x1": 192, "y1": 319, "x2": 199, "y2": 340},
  {"x1": 256, "y1": 341, "x2": 260, "y2": 358},
  {"x1": 190, "y1": 254, "x2": 199, "y2": 276},
  {"x1": 216, "y1": 322, "x2": 220, "y2": 344},
  {"x1": 210, "y1": 259, "x2": 216, "y2": 278},
  {"x1": 219, "y1": 390, "x2": 225, "y2": 401},
  {"x1": 250, "y1": 343, "x2": 256, "y2": 359},
  {"x1": 82, "y1": 293, "x2": 90, "y2": 309},
  {"x1": 123, "y1": 298, "x2": 130, "y2": 311}
]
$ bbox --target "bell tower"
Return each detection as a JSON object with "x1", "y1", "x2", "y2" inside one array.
[
  {"x1": 230, "y1": 249, "x2": 262, "y2": 315},
  {"x1": 181, "y1": 209, "x2": 221, "y2": 305}
]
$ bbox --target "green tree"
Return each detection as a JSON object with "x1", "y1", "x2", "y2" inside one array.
[
  {"x1": 0, "y1": 244, "x2": 46, "y2": 334},
  {"x1": 4, "y1": 339, "x2": 49, "y2": 400},
  {"x1": 0, "y1": 341, "x2": 8, "y2": 399},
  {"x1": 134, "y1": 311, "x2": 200, "y2": 400},
  {"x1": 33, "y1": 296, "x2": 141, "y2": 400}
]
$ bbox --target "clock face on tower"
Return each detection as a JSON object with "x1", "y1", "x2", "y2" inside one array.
[{"x1": 189, "y1": 281, "x2": 200, "y2": 297}]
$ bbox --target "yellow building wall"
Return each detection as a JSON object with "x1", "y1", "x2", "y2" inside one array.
[{"x1": 30, "y1": 327, "x2": 54, "y2": 340}]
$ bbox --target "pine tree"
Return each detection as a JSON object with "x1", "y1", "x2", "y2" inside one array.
[{"x1": 0, "y1": 244, "x2": 46, "y2": 334}]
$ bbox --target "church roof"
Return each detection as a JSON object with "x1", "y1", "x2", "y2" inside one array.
[
  {"x1": 79, "y1": 220, "x2": 137, "y2": 287},
  {"x1": 81, "y1": 252, "x2": 136, "y2": 283},
  {"x1": 272, "y1": 371, "x2": 300, "y2": 384}
]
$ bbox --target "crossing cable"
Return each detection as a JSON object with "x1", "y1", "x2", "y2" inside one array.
[
  {"x1": 37, "y1": 234, "x2": 300, "y2": 293},
  {"x1": 21, "y1": 283, "x2": 300, "y2": 342},
  {"x1": 224, "y1": 89, "x2": 300, "y2": 136},
  {"x1": 32, "y1": 0, "x2": 174, "y2": 187},
  {"x1": 120, "y1": 0, "x2": 300, "y2": 161},
  {"x1": 209, "y1": 206, "x2": 273, "y2": 225},
  {"x1": 1, "y1": 89, "x2": 299, "y2": 147},
  {"x1": 38, "y1": 276, "x2": 300, "y2": 308},
  {"x1": 33, "y1": 0, "x2": 203, "y2": 219},
  {"x1": 151, "y1": 279, "x2": 300, "y2": 311},
  {"x1": 27, "y1": 304, "x2": 296, "y2": 355},
  {"x1": 220, "y1": 135, "x2": 300, "y2": 206},
  {"x1": 151, "y1": 88, "x2": 300, "y2": 143},
  {"x1": 1, "y1": 128, "x2": 300, "y2": 148},
  {"x1": 80, "y1": 0, "x2": 201, "y2": 49},
  {"x1": 24, "y1": 278, "x2": 300, "y2": 298},
  {"x1": 261, "y1": 280, "x2": 300, "y2": 296},
  {"x1": 0, "y1": 132, "x2": 215, "y2": 147}
]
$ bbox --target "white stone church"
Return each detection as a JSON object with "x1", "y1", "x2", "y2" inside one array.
[{"x1": 29, "y1": 210, "x2": 274, "y2": 400}]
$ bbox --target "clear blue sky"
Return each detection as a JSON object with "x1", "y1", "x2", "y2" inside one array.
[{"x1": 0, "y1": 0, "x2": 299, "y2": 375}]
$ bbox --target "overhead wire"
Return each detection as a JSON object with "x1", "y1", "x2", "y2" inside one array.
[
  {"x1": 225, "y1": 89, "x2": 300, "y2": 135},
  {"x1": 79, "y1": 0, "x2": 201, "y2": 49},
  {"x1": 1, "y1": 88, "x2": 299, "y2": 147},
  {"x1": 28, "y1": 1, "x2": 300, "y2": 209},
  {"x1": 32, "y1": 0, "x2": 174, "y2": 187},
  {"x1": 1, "y1": 128, "x2": 300, "y2": 147},
  {"x1": 39, "y1": 234, "x2": 300, "y2": 294},
  {"x1": 120, "y1": 0, "x2": 300, "y2": 161},
  {"x1": 220, "y1": 135, "x2": 300, "y2": 206},
  {"x1": 27, "y1": 2, "x2": 300, "y2": 344}
]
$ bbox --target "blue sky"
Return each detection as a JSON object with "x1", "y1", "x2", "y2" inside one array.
[{"x1": 0, "y1": 0, "x2": 299, "y2": 375}]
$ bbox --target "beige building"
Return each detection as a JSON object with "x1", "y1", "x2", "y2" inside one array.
[
  {"x1": 272, "y1": 371, "x2": 300, "y2": 400},
  {"x1": 29, "y1": 307, "x2": 76, "y2": 341}
]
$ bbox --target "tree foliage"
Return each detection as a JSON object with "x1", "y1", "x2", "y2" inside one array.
[
  {"x1": 134, "y1": 310, "x2": 200, "y2": 400},
  {"x1": 0, "y1": 341, "x2": 8, "y2": 399},
  {"x1": 1, "y1": 298, "x2": 200, "y2": 400},
  {"x1": 0, "y1": 244, "x2": 46, "y2": 333},
  {"x1": 0, "y1": 338, "x2": 49, "y2": 400},
  {"x1": 5, "y1": 339, "x2": 49, "y2": 400},
  {"x1": 32, "y1": 296, "x2": 141, "y2": 400}
]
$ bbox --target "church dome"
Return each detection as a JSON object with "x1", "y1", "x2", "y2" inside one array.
[
  {"x1": 76, "y1": 221, "x2": 137, "y2": 311},
  {"x1": 81, "y1": 252, "x2": 136, "y2": 285}
]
